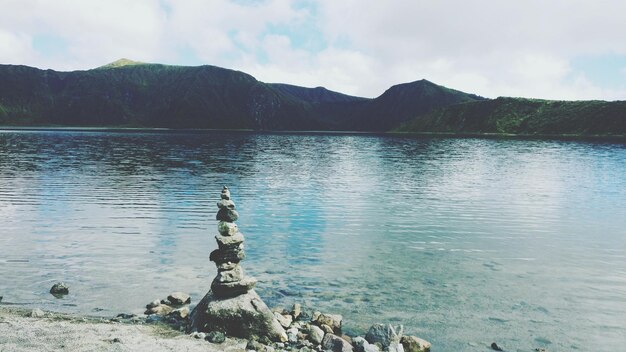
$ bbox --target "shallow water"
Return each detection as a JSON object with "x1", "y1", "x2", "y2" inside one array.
[{"x1": 0, "y1": 130, "x2": 625, "y2": 351}]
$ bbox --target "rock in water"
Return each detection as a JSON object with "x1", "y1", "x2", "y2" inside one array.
[
  {"x1": 50, "y1": 282, "x2": 69, "y2": 295},
  {"x1": 491, "y1": 342, "x2": 503, "y2": 351},
  {"x1": 188, "y1": 290, "x2": 287, "y2": 342},
  {"x1": 187, "y1": 186, "x2": 286, "y2": 342}
]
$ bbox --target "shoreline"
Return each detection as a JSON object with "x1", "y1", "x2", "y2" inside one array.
[{"x1": 1, "y1": 125, "x2": 624, "y2": 142}]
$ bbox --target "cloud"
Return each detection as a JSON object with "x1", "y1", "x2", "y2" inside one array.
[{"x1": 1, "y1": 0, "x2": 626, "y2": 100}]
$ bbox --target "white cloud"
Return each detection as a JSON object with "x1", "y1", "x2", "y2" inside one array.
[{"x1": 1, "y1": 0, "x2": 626, "y2": 100}]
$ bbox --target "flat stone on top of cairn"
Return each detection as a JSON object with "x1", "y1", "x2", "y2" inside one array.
[{"x1": 188, "y1": 186, "x2": 287, "y2": 342}]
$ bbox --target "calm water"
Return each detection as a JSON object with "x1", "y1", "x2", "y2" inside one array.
[{"x1": 1, "y1": 130, "x2": 625, "y2": 351}]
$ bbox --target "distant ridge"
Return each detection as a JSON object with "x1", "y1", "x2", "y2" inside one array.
[{"x1": 0, "y1": 59, "x2": 623, "y2": 136}]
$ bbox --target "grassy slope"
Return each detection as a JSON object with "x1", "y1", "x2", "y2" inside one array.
[{"x1": 395, "y1": 97, "x2": 626, "y2": 136}]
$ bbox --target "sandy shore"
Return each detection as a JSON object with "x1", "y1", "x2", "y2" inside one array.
[{"x1": 0, "y1": 307, "x2": 247, "y2": 352}]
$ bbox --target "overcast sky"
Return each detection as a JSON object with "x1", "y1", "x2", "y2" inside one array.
[{"x1": 1, "y1": 0, "x2": 626, "y2": 100}]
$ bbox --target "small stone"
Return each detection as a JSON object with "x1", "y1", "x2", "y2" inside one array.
[
  {"x1": 210, "y1": 276, "x2": 257, "y2": 297},
  {"x1": 322, "y1": 333, "x2": 354, "y2": 352},
  {"x1": 311, "y1": 311, "x2": 321, "y2": 321},
  {"x1": 274, "y1": 312, "x2": 293, "y2": 329},
  {"x1": 341, "y1": 335, "x2": 353, "y2": 344},
  {"x1": 308, "y1": 325, "x2": 325, "y2": 345},
  {"x1": 168, "y1": 307, "x2": 189, "y2": 320},
  {"x1": 28, "y1": 308, "x2": 45, "y2": 318},
  {"x1": 291, "y1": 303, "x2": 302, "y2": 320},
  {"x1": 320, "y1": 324, "x2": 334, "y2": 334},
  {"x1": 216, "y1": 208, "x2": 239, "y2": 222},
  {"x1": 206, "y1": 331, "x2": 226, "y2": 343},
  {"x1": 146, "y1": 300, "x2": 161, "y2": 309},
  {"x1": 217, "y1": 262, "x2": 239, "y2": 271},
  {"x1": 50, "y1": 282, "x2": 69, "y2": 295},
  {"x1": 145, "y1": 304, "x2": 174, "y2": 316},
  {"x1": 287, "y1": 327, "x2": 299, "y2": 343},
  {"x1": 216, "y1": 233, "x2": 245, "y2": 247},
  {"x1": 352, "y1": 337, "x2": 369, "y2": 352},
  {"x1": 112, "y1": 338, "x2": 122, "y2": 343},
  {"x1": 491, "y1": 342, "x2": 503, "y2": 351},
  {"x1": 221, "y1": 186, "x2": 231, "y2": 200},
  {"x1": 389, "y1": 342, "x2": 404, "y2": 352},
  {"x1": 365, "y1": 324, "x2": 401, "y2": 349},
  {"x1": 217, "y1": 199, "x2": 236, "y2": 209},
  {"x1": 218, "y1": 221, "x2": 238, "y2": 236},
  {"x1": 191, "y1": 332, "x2": 206, "y2": 339},
  {"x1": 167, "y1": 292, "x2": 191, "y2": 306},
  {"x1": 215, "y1": 266, "x2": 245, "y2": 283},
  {"x1": 210, "y1": 246, "x2": 245, "y2": 264},
  {"x1": 315, "y1": 313, "x2": 342, "y2": 334},
  {"x1": 400, "y1": 336, "x2": 431, "y2": 352}
]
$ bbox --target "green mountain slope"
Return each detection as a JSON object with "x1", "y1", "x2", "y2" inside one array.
[{"x1": 395, "y1": 97, "x2": 626, "y2": 136}]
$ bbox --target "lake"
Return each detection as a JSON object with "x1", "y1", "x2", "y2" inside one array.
[{"x1": 0, "y1": 130, "x2": 625, "y2": 351}]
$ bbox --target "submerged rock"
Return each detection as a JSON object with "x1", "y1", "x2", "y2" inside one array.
[{"x1": 50, "y1": 282, "x2": 69, "y2": 295}]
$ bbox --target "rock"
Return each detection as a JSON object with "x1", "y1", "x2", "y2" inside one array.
[
  {"x1": 28, "y1": 308, "x2": 45, "y2": 318},
  {"x1": 315, "y1": 313, "x2": 342, "y2": 334},
  {"x1": 389, "y1": 342, "x2": 404, "y2": 352},
  {"x1": 215, "y1": 265, "x2": 245, "y2": 283},
  {"x1": 365, "y1": 324, "x2": 402, "y2": 349},
  {"x1": 112, "y1": 338, "x2": 122, "y2": 343},
  {"x1": 145, "y1": 315, "x2": 163, "y2": 323},
  {"x1": 291, "y1": 303, "x2": 302, "y2": 320},
  {"x1": 191, "y1": 332, "x2": 206, "y2": 339},
  {"x1": 216, "y1": 233, "x2": 245, "y2": 247},
  {"x1": 116, "y1": 313, "x2": 136, "y2": 319},
  {"x1": 216, "y1": 208, "x2": 239, "y2": 222},
  {"x1": 168, "y1": 307, "x2": 189, "y2": 320},
  {"x1": 49, "y1": 282, "x2": 69, "y2": 295},
  {"x1": 209, "y1": 246, "x2": 245, "y2": 264},
  {"x1": 188, "y1": 290, "x2": 287, "y2": 342},
  {"x1": 311, "y1": 311, "x2": 321, "y2": 321},
  {"x1": 206, "y1": 331, "x2": 226, "y2": 343},
  {"x1": 274, "y1": 312, "x2": 293, "y2": 328},
  {"x1": 144, "y1": 304, "x2": 174, "y2": 316},
  {"x1": 161, "y1": 299, "x2": 172, "y2": 305},
  {"x1": 146, "y1": 299, "x2": 161, "y2": 309},
  {"x1": 400, "y1": 336, "x2": 431, "y2": 352},
  {"x1": 287, "y1": 327, "x2": 299, "y2": 343},
  {"x1": 217, "y1": 199, "x2": 236, "y2": 209},
  {"x1": 341, "y1": 335, "x2": 353, "y2": 344},
  {"x1": 353, "y1": 336, "x2": 381, "y2": 352},
  {"x1": 322, "y1": 333, "x2": 354, "y2": 352},
  {"x1": 320, "y1": 324, "x2": 334, "y2": 334},
  {"x1": 364, "y1": 344, "x2": 381, "y2": 352},
  {"x1": 491, "y1": 342, "x2": 503, "y2": 351},
  {"x1": 247, "y1": 340, "x2": 275, "y2": 352},
  {"x1": 167, "y1": 292, "x2": 191, "y2": 305},
  {"x1": 217, "y1": 221, "x2": 238, "y2": 236},
  {"x1": 211, "y1": 276, "x2": 257, "y2": 298},
  {"x1": 221, "y1": 186, "x2": 231, "y2": 200},
  {"x1": 0, "y1": 296, "x2": 3, "y2": 302},
  {"x1": 308, "y1": 324, "x2": 325, "y2": 345}
]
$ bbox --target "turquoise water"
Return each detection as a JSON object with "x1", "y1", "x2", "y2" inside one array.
[{"x1": 0, "y1": 130, "x2": 625, "y2": 351}]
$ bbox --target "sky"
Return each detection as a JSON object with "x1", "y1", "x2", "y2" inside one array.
[{"x1": 1, "y1": 0, "x2": 626, "y2": 100}]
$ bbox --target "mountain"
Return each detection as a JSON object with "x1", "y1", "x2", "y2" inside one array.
[
  {"x1": 0, "y1": 60, "x2": 480, "y2": 131},
  {"x1": 395, "y1": 97, "x2": 626, "y2": 137},
  {"x1": 341, "y1": 79, "x2": 485, "y2": 131}
]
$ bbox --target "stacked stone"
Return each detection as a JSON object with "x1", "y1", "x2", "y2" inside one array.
[{"x1": 209, "y1": 186, "x2": 257, "y2": 298}]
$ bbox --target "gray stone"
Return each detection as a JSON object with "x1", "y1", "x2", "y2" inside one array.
[
  {"x1": 389, "y1": 342, "x2": 404, "y2": 352},
  {"x1": 400, "y1": 336, "x2": 431, "y2": 352},
  {"x1": 167, "y1": 307, "x2": 189, "y2": 320},
  {"x1": 28, "y1": 308, "x2": 45, "y2": 318},
  {"x1": 274, "y1": 312, "x2": 293, "y2": 328},
  {"x1": 365, "y1": 324, "x2": 402, "y2": 349},
  {"x1": 188, "y1": 289, "x2": 287, "y2": 342},
  {"x1": 216, "y1": 233, "x2": 245, "y2": 247},
  {"x1": 215, "y1": 265, "x2": 245, "y2": 283},
  {"x1": 146, "y1": 299, "x2": 161, "y2": 309},
  {"x1": 167, "y1": 292, "x2": 191, "y2": 305},
  {"x1": 307, "y1": 325, "x2": 325, "y2": 345},
  {"x1": 211, "y1": 276, "x2": 257, "y2": 298},
  {"x1": 314, "y1": 313, "x2": 342, "y2": 334},
  {"x1": 218, "y1": 221, "x2": 239, "y2": 236},
  {"x1": 364, "y1": 344, "x2": 380, "y2": 352},
  {"x1": 491, "y1": 342, "x2": 503, "y2": 351},
  {"x1": 210, "y1": 245, "x2": 245, "y2": 264},
  {"x1": 217, "y1": 262, "x2": 239, "y2": 271},
  {"x1": 287, "y1": 327, "x2": 299, "y2": 343},
  {"x1": 221, "y1": 187, "x2": 231, "y2": 200},
  {"x1": 217, "y1": 199, "x2": 236, "y2": 209},
  {"x1": 291, "y1": 303, "x2": 302, "y2": 320},
  {"x1": 352, "y1": 337, "x2": 369, "y2": 352},
  {"x1": 206, "y1": 331, "x2": 226, "y2": 343},
  {"x1": 50, "y1": 282, "x2": 69, "y2": 295},
  {"x1": 191, "y1": 332, "x2": 206, "y2": 339},
  {"x1": 216, "y1": 208, "x2": 239, "y2": 222},
  {"x1": 321, "y1": 334, "x2": 353, "y2": 352},
  {"x1": 144, "y1": 304, "x2": 174, "y2": 316},
  {"x1": 320, "y1": 324, "x2": 334, "y2": 334}
]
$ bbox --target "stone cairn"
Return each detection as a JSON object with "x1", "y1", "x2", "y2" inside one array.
[
  {"x1": 210, "y1": 186, "x2": 257, "y2": 297},
  {"x1": 188, "y1": 186, "x2": 287, "y2": 342}
]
